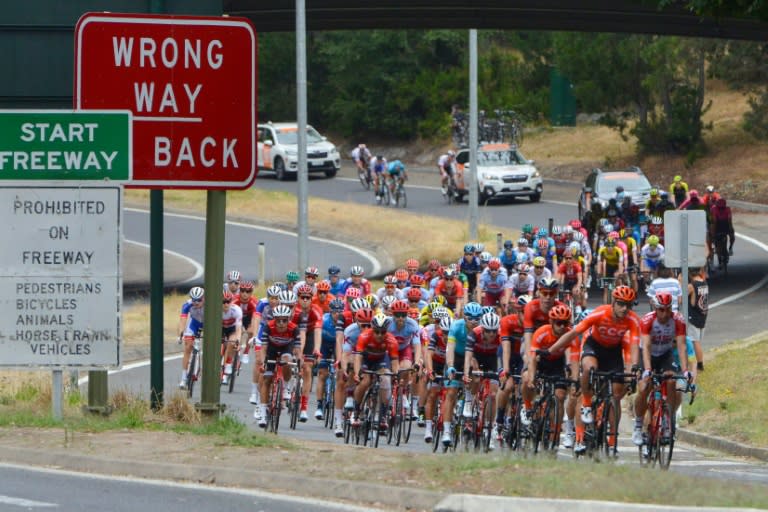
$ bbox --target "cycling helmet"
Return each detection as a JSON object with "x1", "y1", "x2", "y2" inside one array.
[
  {"x1": 516, "y1": 294, "x2": 533, "y2": 309},
  {"x1": 475, "y1": 243, "x2": 485, "y2": 252},
  {"x1": 329, "y1": 298, "x2": 345, "y2": 313},
  {"x1": 345, "y1": 287, "x2": 362, "y2": 299},
  {"x1": 652, "y1": 291, "x2": 673, "y2": 309},
  {"x1": 443, "y1": 268, "x2": 456, "y2": 279},
  {"x1": 296, "y1": 284, "x2": 314, "y2": 297},
  {"x1": 481, "y1": 306, "x2": 496, "y2": 315},
  {"x1": 689, "y1": 189, "x2": 699, "y2": 198},
  {"x1": 272, "y1": 305, "x2": 292, "y2": 319},
  {"x1": 572, "y1": 231, "x2": 585, "y2": 242},
  {"x1": 371, "y1": 313, "x2": 390, "y2": 329},
  {"x1": 239, "y1": 280, "x2": 254, "y2": 292},
  {"x1": 518, "y1": 264, "x2": 531, "y2": 274},
  {"x1": 316, "y1": 280, "x2": 331, "y2": 292},
  {"x1": 602, "y1": 223, "x2": 614, "y2": 234},
  {"x1": 538, "y1": 228, "x2": 549, "y2": 238},
  {"x1": 189, "y1": 286, "x2": 204, "y2": 300},
  {"x1": 286, "y1": 271, "x2": 300, "y2": 283},
  {"x1": 350, "y1": 297, "x2": 369, "y2": 312},
  {"x1": 569, "y1": 219, "x2": 582, "y2": 230},
  {"x1": 480, "y1": 312, "x2": 501, "y2": 330},
  {"x1": 278, "y1": 290, "x2": 297, "y2": 306},
  {"x1": 488, "y1": 258, "x2": 502, "y2": 270},
  {"x1": 365, "y1": 294, "x2": 379, "y2": 308},
  {"x1": 383, "y1": 275, "x2": 397, "y2": 286},
  {"x1": 660, "y1": 191, "x2": 669, "y2": 199},
  {"x1": 537, "y1": 238, "x2": 549, "y2": 250},
  {"x1": 432, "y1": 306, "x2": 450, "y2": 320},
  {"x1": 518, "y1": 237, "x2": 529, "y2": 246},
  {"x1": 409, "y1": 275, "x2": 425, "y2": 287},
  {"x1": 226, "y1": 270, "x2": 241, "y2": 282},
  {"x1": 394, "y1": 269, "x2": 409, "y2": 282},
  {"x1": 673, "y1": 175, "x2": 682, "y2": 183},
  {"x1": 380, "y1": 295, "x2": 397, "y2": 309},
  {"x1": 607, "y1": 208, "x2": 618, "y2": 218},
  {"x1": 222, "y1": 291, "x2": 233, "y2": 302},
  {"x1": 705, "y1": 185, "x2": 715, "y2": 193},
  {"x1": 651, "y1": 216, "x2": 663, "y2": 225},
  {"x1": 463, "y1": 244, "x2": 476, "y2": 254},
  {"x1": 532, "y1": 256, "x2": 546, "y2": 267},
  {"x1": 598, "y1": 218, "x2": 610, "y2": 228},
  {"x1": 538, "y1": 277, "x2": 560, "y2": 290},
  {"x1": 405, "y1": 258, "x2": 420, "y2": 271},
  {"x1": 406, "y1": 288, "x2": 423, "y2": 301},
  {"x1": 650, "y1": 188, "x2": 659, "y2": 197},
  {"x1": 604, "y1": 237, "x2": 616, "y2": 247},
  {"x1": 551, "y1": 225, "x2": 563, "y2": 236},
  {"x1": 328, "y1": 265, "x2": 341, "y2": 276},
  {"x1": 350, "y1": 265, "x2": 365, "y2": 277},
  {"x1": 273, "y1": 281, "x2": 288, "y2": 291},
  {"x1": 304, "y1": 265, "x2": 319, "y2": 277},
  {"x1": 522, "y1": 224, "x2": 533, "y2": 234},
  {"x1": 480, "y1": 251, "x2": 492, "y2": 263},
  {"x1": 548, "y1": 305, "x2": 571, "y2": 322},
  {"x1": 647, "y1": 234, "x2": 660, "y2": 246},
  {"x1": 428, "y1": 259, "x2": 441, "y2": 271},
  {"x1": 391, "y1": 299, "x2": 410, "y2": 313},
  {"x1": 431, "y1": 294, "x2": 447, "y2": 307},
  {"x1": 463, "y1": 302, "x2": 483, "y2": 318},
  {"x1": 439, "y1": 316, "x2": 453, "y2": 332},
  {"x1": 267, "y1": 284, "x2": 282, "y2": 298},
  {"x1": 503, "y1": 240, "x2": 513, "y2": 250},
  {"x1": 563, "y1": 225, "x2": 574, "y2": 236},
  {"x1": 355, "y1": 308, "x2": 374, "y2": 324},
  {"x1": 608, "y1": 231, "x2": 620, "y2": 240},
  {"x1": 447, "y1": 150, "x2": 456, "y2": 157},
  {"x1": 569, "y1": 241, "x2": 582, "y2": 255},
  {"x1": 612, "y1": 285, "x2": 636, "y2": 302}
]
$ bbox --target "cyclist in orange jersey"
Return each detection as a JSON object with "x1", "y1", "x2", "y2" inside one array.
[
  {"x1": 547, "y1": 285, "x2": 640, "y2": 455},
  {"x1": 312, "y1": 280, "x2": 335, "y2": 313}
]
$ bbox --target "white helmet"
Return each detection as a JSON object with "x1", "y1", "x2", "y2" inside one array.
[
  {"x1": 189, "y1": 286, "x2": 204, "y2": 300},
  {"x1": 480, "y1": 312, "x2": 500, "y2": 330}
]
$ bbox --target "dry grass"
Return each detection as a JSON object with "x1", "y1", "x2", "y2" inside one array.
[{"x1": 160, "y1": 392, "x2": 202, "y2": 424}]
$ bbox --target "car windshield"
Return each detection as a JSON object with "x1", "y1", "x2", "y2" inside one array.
[
  {"x1": 477, "y1": 149, "x2": 527, "y2": 166},
  {"x1": 275, "y1": 127, "x2": 324, "y2": 145},
  {"x1": 597, "y1": 174, "x2": 651, "y2": 194}
]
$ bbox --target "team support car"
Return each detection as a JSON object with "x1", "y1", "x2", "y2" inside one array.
[
  {"x1": 455, "y1": 143, "x2": 543, "y2": 203},
  {"x1": 577, "y1": 166, "x2": 652, "y2": 219},
  {"x1": 257, "y1": 122, "x2": 341, "y2": 180}
]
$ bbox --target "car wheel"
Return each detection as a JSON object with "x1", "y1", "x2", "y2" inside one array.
[
  {"x1": 274, "y1": 158, "x2": 287, "y2": 181},
  {"x1": 478, "y1": 188, "x2": 487, "y2": 205},
  {"x1": 530, "y1": 192, "x2": 541, "y2": 203},
  {"x1": 325, "y1": 168, "x2": 337, "y2": 178}
]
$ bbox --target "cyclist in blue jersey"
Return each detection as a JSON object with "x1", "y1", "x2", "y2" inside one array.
[
  {"x1": 498, "y1": 240, "x2": 517, "y2": 274},
  {"x1": 178, "y1": 286, "x2": 205, "y2": 390},
  {"x1": 316, "y1": 299, "x2": 345, "y2": 423},
  {"x1": 386, "y1": 159, "x2": 408, "y2": 206},
  {"x1": 459, "y1": 244, "x2": 482, "y2": 295},
  {"x1": 326, "y1": 265, "x2": 344, "y2": 296},
  {"x1": 443, "y1": 301, "x2": 483, "y2": 446},
  {"x1": 388, "y1": 300, "x2": 423, "y2": 417}
]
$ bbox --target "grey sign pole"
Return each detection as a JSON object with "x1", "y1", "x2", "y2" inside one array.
[
  {"x1": 296, "y1": 0, "x2": 309, "y2": 271},
  {"x1": 468, "y1": 29, "x2": 479, "y2": 241},
  {"x1": 681, "y1": 213, "x2": 689, "y2": 330},
  {"x1": 52, "y1": 369, "x2": 62, "y2": 420}
]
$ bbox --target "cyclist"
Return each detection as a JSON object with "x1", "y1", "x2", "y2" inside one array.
[
  {"x1": 224, "y1": 270, "x2": 241, "y2": 294},
  {"x1": 386, "y1": 159, "x2": 408, "y2": 206},
  {"x1": 669, "y1": 175, "x2": 689, "y2": 207},
  {"x1": 438, "y1": 150, "x2": 457, "y2": 196},
  {"x1": 334, "y1": 307, "x2": 373, "y2": 436},
  {"x1": 178, "y1": 286, "x2": 205, "y2": 390},
  {"x1": 403, "y1": 273, "x2": 432, "y2": 303},
  {"x1": 423, "y1": 315, "x2": 452, "y2": 443},
  {"x1": 618, "y1": 228, "x2": 639, "y2": 292},
  {"x1": 388, "y1": 300, "x2": 423, "y2": 418},
  {"x1": 293, "y1": 265, "x2": 320, "y2": 295},
  {"x1": 555, "y1": 248, "x2": 584, "y2": 315},
  {"x1": 513, "y1": 238, "x2": 536, "y2": 269},
  {"x1": 522, "y1": 277, "x2": 564, "y2": 362},
  {"x1": 234, "y1": 280, "x2": 258, "y2": 365},
  {"x1": 498, "y1": 240, "x2": 517, "y2": 274},
  {"x1": 597, "y1": 237, "x2": 625, "y2": 304},
  {"x1": 340, "y1": 265, "x2": 372, "y2": 296},
  {"x1": 352, "y1": 313, "x2": 400, "y2": 432},
  {"x1": 503, "y1": 264, "x2": 534, "y2": 307},
  {"x1": 547, "y1": 286, "x2": 641, "y2": 455},
  {"x1": 406, "y1": 287, "x2": 428, "y2": 312},
  {"x1": 495, "y1": 294, "x2": 529, "y2": 433},
  {"x1": 251, "y1": 284, "x2": 283, "y2": 406},
  {"x1": 295, "y1": 284, "x2": 323, "y2": 422},
  {"x1": 459, "y1": 244, "x2": 482, "y2": 296},
  {"x1": 646, "y1": 263, "x2": 683, "y2": 312},
  {"x1": 312, "y1": 280, "x2": 335, "y2": 313},
  {"x1": 530, "y1": 256, "x2": 552, "y2": 288},
  {"x1": 351, "y1": 143, "x2": 372, "y2": 182},
  {"x1": 376, "y1": 275, "x2": 405, "y2": 302},
  {"x1": 434, "y1": 267, "x2": 466, "y2": 314},
  {"x1": 534, "y1": 237, "x2": 557, "y2": 272},
  {"x1": 220, "y1": 291, "x2": 243, "y2": 386},
  {"x1": 645, "y1": 189, "x2": 664, "y2": 218},
  {"x1": 370, "y1": 154, "x2": 388, "y2": 203},
  {"x1": 640, "y1": 235, "x2": 665, "y2": 284},
  {"x1": 710, "y1": 197, "x2": 735, "y2": 267},
  {"x1": 317, "y1": 298, "x2": 344, "y2": 425},
  {"x1": 520, "y1": 305, "x2": 578, "y2": 430},
  {"x1": 632, "y1": 291, "x2": 691, "y2": 446},
  {"x1": 463, "y1": 311, "x2": 504, "y2": 450},
  {"x1": 256, "y1": 304, "x2": 300, "y2": 427},
  {"x1": 476, "y1": 258, "x2": 507, "y2": 310}
]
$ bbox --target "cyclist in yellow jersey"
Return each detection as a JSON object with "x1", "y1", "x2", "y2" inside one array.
[
  {"x1": 597, "y1": 238, "x2": 625, "y2": 304},
  {"x1": 619, "y1": 229, "x2": 639, "y2": 292}
]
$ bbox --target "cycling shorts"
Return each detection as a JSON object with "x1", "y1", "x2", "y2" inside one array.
[
  {"x1": 264, "y1": 344, "x2": 294, "y2": 376},
  {"x1": 473, "y1": 352, "x2": 499, "y2": 382},
  {"x1": 563, "y1": 279, "x2": 579, "y2": 291},
  {"x1": 639, "y1": 348, "x2": 678, "y2": 374},
  {"x1": 398, "y1": 344, "x2": 414, "y2": 363},
  {"x1": 302, "y1": 330, "x2": 318, "y2": 362},
  {"x1": 361, "y1": 354, "x2": 390, "y2": 372},
  {"x1": 508, "y1": 352, "x2": 523, "y2": 377},
  {"x1": 644, "y1": 258, "x2": 661, "y2": 270},
  {"x1": 183, "y1": 318, "x2": 203, "y2": 338},
  {"x1": 581, "y1": 336, "x2": 624, "y2": 375},
  {"x1": 536, "y1": 357, "x2": 568, "y2": 390},
  {"x1": 222, "y1": 325, "x2": 237, "y2": 340},
  {"x1": 242, "y1": 315, "x2": 253, "y2": 330}
]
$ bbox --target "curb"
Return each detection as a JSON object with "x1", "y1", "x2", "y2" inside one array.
[
  {"x1": 434, "y1": 494, "x2": 764, "y2": 512},
  {"x1": 0, "y1": 446, "x2": 444, "y2": 511},
  {"x1": 676, "y1": 429, "x2": 768, "y2": 463}
]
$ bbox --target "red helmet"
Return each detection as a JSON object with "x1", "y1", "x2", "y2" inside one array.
[
  {"x1": 355, "y1": 308, "x2": 374, "y2": 323},
  {"x1": 488, "y1": 258, "x2": 501, "y2": 270},
  {"x1": 384, "y1": 275, "x2": 397, "y2": 285},
  {"x1": 427, "y1": 259, "x2": 441, "y2": 271},
  {"x1": 297, "y1": 284, "x2": 314, "y2": 297},
  {"x1": 223, "y1": 291, "x2": 234, "y2": 303},
  {"x1": 407, "y1": 288, "x2": 423, "y2": 301},
  {"x1": 315, "y1": 280, "x2": 331, "y2": 292},
  {"x1": 569, "y1": 219, "x2": 582, "y2": 230},
  {"x1": 394, "y1": 268, "x2": 409, "y2": 281},
  {"x1": 653, "y1": 292, "x2": 673, "y2": 309},
  {"x1": 406, "y1": 258, "x2": 420, "y2": 271},
  {"x1": 391, "y1": 299, "x2": 410, "y2": 313},
  {"x1": 409, "y1": 274, "x2": 425, "y2": 287},
  {"x1": 612, "y1": 285, "x2": 636, "y2": 302},
  {"x1": 537, "y1": 238, "x2": 549, "y2": 250},
  {"x1": 239, "y1": 280, "x2": 254, "y2": 292},
  {"x1": 345, "y1": 287, "x2": 361, "y2": 299},
  {"x1": 549, "y1": 305, "x2": 572, "y2": 322},
  {"x1": 304, "y1": 265, "x2": 319, "y2": 277}
]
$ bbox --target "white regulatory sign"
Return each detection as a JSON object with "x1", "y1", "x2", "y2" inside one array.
[{"x1": 0, "y1": 184, "x2": 121, "y2": 368}]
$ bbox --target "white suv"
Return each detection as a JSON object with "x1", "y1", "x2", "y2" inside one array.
[
  {"x1": 257, "y1": 122, "x2": 341, "y2": 180},
  {"x1": 456, "y1": 143, "x2": 543, "y2": 203}
]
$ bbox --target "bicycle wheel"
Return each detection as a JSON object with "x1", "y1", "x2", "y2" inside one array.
[
  {"x1": 471, "y1": 399, "x2": 483, "y2": 452},
  {"x1": 481, "y1": 395, "x2": 494, "y2": 453},
  {"x1": 399, "y1": 186, "x2": 407, "y2": 208},
  {"x1": 656, "y1": 404, "x2": 675, "y2": 469},
  {"x1": 227, "y1": 351, "x2": 239, "y2": 394},
  {"x1": 531, "y1": 400, "x2": 546, "y2": 454},
  {"x1": 600, "y1": 397, "x2": 619, "y2": 459},
  {"x1": 343, "y1": 414, "x2": 352, "y2": 444},
  {"x1": 394, "y1": 389, "x2": 404, "y2": 446},
  {"x1": 540, "y1": 396, "x2": 562, "y2": 454},
  {"x1": 446, "y1": 180, "x2": 455, "y2": 205},
  {"x1": 186, "y1": 350, "x2": 197, "y2": 399},
  {"x1": 432, "y1": 412, "x2": 442, "y2": 453},
  {"x1": 289, "y1": 380, "x2": 301, "y2": 430},
  {"x1": 370, "y1": 391, "x2": 382, "y2": 448},
  {"x1": 271, "y1": 378, "x2": 284, "y2": 434},
  {"x1": 359, "y1": 169, "x2": 370, "y2": 190},
  {"x1": 506, "y1": 395, "x2": 522, "y2": 452},
  {"x1": 381, "y1": 184, "x2": 391, "y2": 207},
  {"x1": 402, "y1": 392, "x2": 414, "y2": 444},
  {"x1": 323, "y1": 376, "x2": 334, "y2": 429}
]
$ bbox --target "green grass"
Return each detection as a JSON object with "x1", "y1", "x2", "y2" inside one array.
[
  {"x1": 175, "y1": 414, "x2": 294, "y2": 449},
  {"x1": 684, "y1": 337, "x2": 768, "y2": 446}
]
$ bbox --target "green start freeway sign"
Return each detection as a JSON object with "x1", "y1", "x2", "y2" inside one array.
[{"x1": 0, "y1": 110, "x2": 131, "y2": 181}]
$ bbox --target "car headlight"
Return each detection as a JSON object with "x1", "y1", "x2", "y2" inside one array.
[
  {"x1": 482, "y1": 173, "x2": 500, "y2": 181},
  {"x1": 532, "y1": 171, "x2": 540, "y2": 178}
]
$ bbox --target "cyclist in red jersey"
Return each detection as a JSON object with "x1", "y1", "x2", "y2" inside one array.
[
  {"x1": 312, "y1": 280, "x2": 335, "y2": 313},
  {"x1": 434, "y1": 267, "x2": 466, "y2": 313},
  {"x1": 495, "y1": 294, "x2": 529, "y2": 431},
  {"x1": 522, "y1": 277, "x2": 564, "y2": 363},
  {"x1": 295, "y1": 284, "x2": 324, "y2": 422},
  {"x1": 555, "y1": 250, "x2": 584, "y2": 313},
  {"x1": 256, "y1": 305, "x2": 300, "y2": 427},
  {"x1": 234, "y1": 281, "x2": 258, "y2": 361},
  {"x1": 547, "y1": 285, "x2": 640, "y2": 455}
]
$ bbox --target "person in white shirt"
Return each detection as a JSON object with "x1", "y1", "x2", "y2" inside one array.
[{"x1": 646, "y1": 263, "x2": 683, "y2": 312}]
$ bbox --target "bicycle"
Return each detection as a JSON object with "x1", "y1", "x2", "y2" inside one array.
[
  {"x1": 598, "y1": 275, "x2": 616, "y2": 304},
  {"x1": 714, "y1": 233, "x2": 729, "y2": 275},
  {"x1": 288, "y1": 362, "x2": 305, "y2": 430},
  {"x1": 639, "y1": 373, "x2": 694, "y2": 469},
  {"x1": 392, "y1": 177, "x2": 407, "y2": 208},
  {"x1": 358, "y1": 165, "x2": 372, "y2": 190},
  {"x1": 445, "y1": 173, "x2": 458, "y2": 205},
  {"x1": 468, "y1": 369, "x2": 498, "y2": 453},
  {"x1": 530, "y1": 371, "x2": 576, "y2": 456},
  {"x1": 389, "y1": 368, "x2": 417, "y2": 446},
  {"x1": 359, "y1": 369, "x2": 394, "y2": 448},
  {"x1": 579, "y1": 369, "x2": 636, "y2": 460},
  {"x1": 223, "y1": 338, "x2": 241, "y2": 394},
  {"x1": 263, "y1": 359, "x2": 298, "y2": 435},
  {"x1": 376, "y1": 176, "x2": 390, "y2": 206},
  {"x1": 318, "y1": 359, "x2": 336, "y2": 429},
  {"x1": 427, "y1": 374, "x2": 447, "y2": 453},
  {"x1": 558, "y1": 290, "x2": 575, "y2": 322},
  {"x1": 500, "y1": 374, "x2": 522, "y2": 452},
  {"x1": 185, "y1": 333, "x2": 203, "y2": 399}
]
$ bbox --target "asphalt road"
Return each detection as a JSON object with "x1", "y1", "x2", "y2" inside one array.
[{"x1": 0, "y1": 463, "x2": 374, "y2": 512}]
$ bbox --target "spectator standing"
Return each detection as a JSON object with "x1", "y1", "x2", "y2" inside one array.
[
  {"x1": 646, "y1": 263, "x2": 683, "y2": 312},
  {"x1": 687, "y1": 266, "x2": 708, "y2": 372}
]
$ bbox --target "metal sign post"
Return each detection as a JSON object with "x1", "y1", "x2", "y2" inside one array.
[{"x1": 663, "y1": 210, "x2": 707, "y2": 327}]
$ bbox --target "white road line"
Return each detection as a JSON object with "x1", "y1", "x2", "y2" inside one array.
[
  {"x1": 0, "y1": 463, "x2": 379, "y2": 512},
  {"x1": 124, "y1": 240, "x2": 204, "y2": 286},
  {"x1": 670, "y1": 460, "x2": 747, "y2": 467},
  {"x1": 125, "y1": 207, "x2": 382, "y2": 276},
  {"x1": 710, "y1": 232, "x2": 768, "y2": 309},
  {"x1": 0, "y1": 494, "x2": 57, "y2": 508}
]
